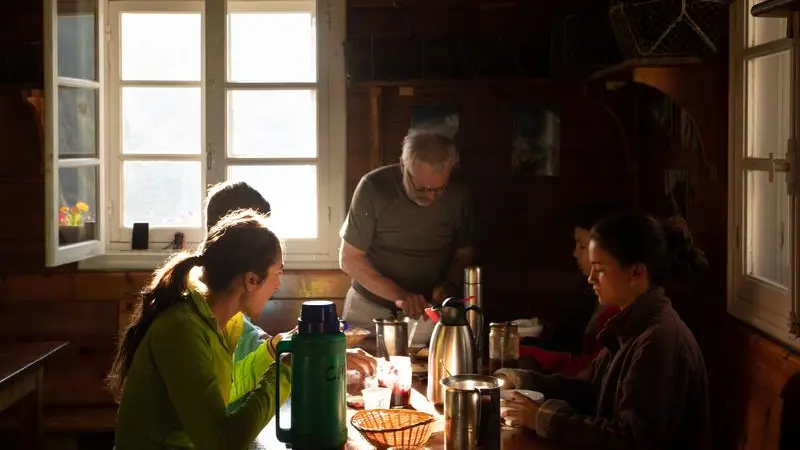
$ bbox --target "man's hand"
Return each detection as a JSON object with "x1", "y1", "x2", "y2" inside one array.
[
  {"x1": 346, "y1": 348, "x2": 377, "y2": 376},
  {"x1": 394, "y1": 292, "x2": 428, "y2": 319},
  {"x1": 500, "y1": 392, "x2": 540, "y2": 430}
]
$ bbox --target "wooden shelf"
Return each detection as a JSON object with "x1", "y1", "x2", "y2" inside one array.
[
  {"x1": 750, "y1": 0, "x2": 800, "y2": 18},
  {"x1": 584, "y1": 57, "x2": 704, "y2": 83},
  {"x1": 348, "y1": 77, "x2": 554, "y2": 88}
]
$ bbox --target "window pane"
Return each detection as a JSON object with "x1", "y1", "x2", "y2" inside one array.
[
  {"x1": 748, "y1": 0, "x2": 786, "y2": 47},
  {"x1": 228, "y1": 165, "x2": 318, "y2": 239},
  {"x1": 747, "y1": 51, "x2": 791, "y2": 159},
  {"x1": 745, "y1": 170, "x2": 791, "y2": 287},
  {"x1": 121, "y1": 13, "x2": 201, "y2": 81},
  {"x1": 58, "y1": 86, "x2": 97, "y2": 158},
  {"x1": 58, "y1": 165, "x2": 98, "y2": 245},
  {"x1": 229, "y1": 90, "x2": 317, "y2": 158},
  {"x1": 122, "y1": 87, "x2": 201, "y2": 155},
  {"x1": 57, "y1": 0, "x2": 97, "y2": 80},
  {"x1": 229, "y1": 12, "x2": 316, "y2": 82},
  {"x1": 123, "y1": 161, "x2": 202, "y2": 228}
]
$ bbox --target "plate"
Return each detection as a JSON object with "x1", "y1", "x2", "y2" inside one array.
[{"x1": 500, "y1": 389, "x2": 544, "y2": 403}]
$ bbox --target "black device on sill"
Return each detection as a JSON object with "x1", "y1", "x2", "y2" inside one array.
[{"x1": 131, "y1": 223, "x2": 149, "y2": 250}]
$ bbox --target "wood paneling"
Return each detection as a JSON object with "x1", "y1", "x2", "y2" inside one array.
[{"x1": 710, "y1": 318, "x2": 800, "y2": 450}]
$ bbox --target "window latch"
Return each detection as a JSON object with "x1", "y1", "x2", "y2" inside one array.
[{"x1": 773, "y1": 139, "x2": 797, "y2": 196}]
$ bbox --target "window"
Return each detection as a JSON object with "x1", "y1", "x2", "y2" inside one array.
[
  {"x1": 75, "y1": 0, "x2": 346, "y2": 270},
  {"x1": 44, "y1": 0, "x2": 106, "y2": 266},
  {"x1": 728, "y1": 0, "x2": 799, "y2": 348}
]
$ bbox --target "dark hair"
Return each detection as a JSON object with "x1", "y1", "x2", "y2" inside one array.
[
  {"x1": 569, "y1": 201, "x2": 625, "y2": 231},
  {"x1": 107, "y1": 209, "x2": 281, "y2": 399},
  {"x1": 590, "y1": 211, "x2": 708, "y2": 286},
  {"x1": 205, "y1": 181, "x2": 271, "y2": 230}
]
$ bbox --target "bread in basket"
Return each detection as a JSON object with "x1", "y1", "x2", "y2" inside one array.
[{"x1": 350, "y1": 409, "x2": 435, "y2": 449}]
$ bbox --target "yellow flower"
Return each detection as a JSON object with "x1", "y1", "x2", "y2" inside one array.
[
  {"x1": 76, "y1": 202, "x2": 89, "y2": 212},
  {"x1": 60, "y1": 206, "x2": 69, "y2": 214}
]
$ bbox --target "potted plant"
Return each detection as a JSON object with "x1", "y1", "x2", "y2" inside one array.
[{"x1": 58, "y1": 201, "x2": 90, "y2": 244}]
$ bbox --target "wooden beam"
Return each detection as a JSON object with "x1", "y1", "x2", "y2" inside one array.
[
  {"x1": 584, "y1": 57, "x2": 703, "y2": 83},
  {"x1": 369, "y1": 86, "x2": 383, "y2": 170}
]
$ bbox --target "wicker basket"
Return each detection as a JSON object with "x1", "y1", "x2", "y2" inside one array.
[{"x1": 351, "y1": 409, "x2": 435, "y2": 449}]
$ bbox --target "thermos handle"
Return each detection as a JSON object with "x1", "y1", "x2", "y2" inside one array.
[
  {"x1": 464, "y1": 305, "x2": 484, "y2": 350},
  {"x1": 275, "y1": 339, "x2": 292, "y2": 444}
]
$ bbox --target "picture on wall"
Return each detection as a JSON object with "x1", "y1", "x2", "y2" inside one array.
[
  {"x1": 409, "y1": 105, "x2": 460, "y2": 139},
  {"x1": 511, "y1": 104, "x2": 561, "y2": 177}
]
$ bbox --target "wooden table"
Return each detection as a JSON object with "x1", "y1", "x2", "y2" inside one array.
[
  {"x1": 0, "y1": 341, "x2": 68, "y2": 450},
  {"x1": 254, "y1": 385, "x2": 558, "y2": 450}
]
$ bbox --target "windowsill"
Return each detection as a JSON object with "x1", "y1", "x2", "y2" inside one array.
[
  {"x1": 78, "y1": 250, "x2": 340, "y2": 271},
  {"x1": 728, "y1": 295, "x2": 800, "y2": 353}
]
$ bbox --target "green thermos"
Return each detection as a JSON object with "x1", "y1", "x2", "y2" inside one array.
[{"x1": 275, "y1": 300, "x2": 347, "y2": 450}]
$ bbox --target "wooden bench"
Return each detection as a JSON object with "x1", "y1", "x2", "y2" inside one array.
[{"x1": 1, "y1": 405, "x2": 116, "y2": 432}]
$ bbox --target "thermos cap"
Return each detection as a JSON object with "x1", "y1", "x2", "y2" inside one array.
[
  {"x1": 463, "y1": 266, "x2": 481, "y2": 284},
  {"x1": 298, "y1": 300, "x2": 341, "y2": 334}
]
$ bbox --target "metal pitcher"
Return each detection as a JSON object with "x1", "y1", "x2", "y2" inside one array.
[
  {"x1": 441, "y1": 374, "x2": 503, "y2": 450},
  {"x1": 427, "y1": 297, "x2": 483, "y2": 405},
  {"x1": 374, "y1": 317, "x2": 409, "y2": 357}
]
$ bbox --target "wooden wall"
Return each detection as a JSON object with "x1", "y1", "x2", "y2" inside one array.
[{"x1": 0, "y1": 1, "x2": 798, "y2": 449}]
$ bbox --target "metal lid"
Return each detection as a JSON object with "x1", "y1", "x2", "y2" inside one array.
[
  {"x1": 463, "y1": 265, "x2": 481, "y2": 284},
  {"x1": 489, "y1": 322, "x2": 518, "y2": 330}
]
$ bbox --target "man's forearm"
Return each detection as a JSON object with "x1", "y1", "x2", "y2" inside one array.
[{"x1": 343, "y1": 253, "x2": 406, "y2": 302}]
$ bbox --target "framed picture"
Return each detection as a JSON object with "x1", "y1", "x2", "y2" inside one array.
[{"x1": 511, "y1": 104, "x2": 561, "y2": 177}]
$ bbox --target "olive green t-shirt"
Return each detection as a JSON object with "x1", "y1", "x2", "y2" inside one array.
[{"x1": 340, "y1": 164, "x2": 476, "y2": 299}]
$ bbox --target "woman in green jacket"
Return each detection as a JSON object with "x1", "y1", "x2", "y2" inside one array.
[{"x1": 108, "y1": 210, "x2": 291, "y2": 450}]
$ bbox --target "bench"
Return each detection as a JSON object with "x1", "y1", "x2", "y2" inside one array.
[{"x1": 1, "y1": 405, "x2": 116, "y2": 433}]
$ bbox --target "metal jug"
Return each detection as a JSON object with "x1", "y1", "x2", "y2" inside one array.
[
  {"x1": 441, "y1": 374, "x2": 503, "y2": 450},
  {"x1": 427, "y1": 297, "x2": 483, "y2": 405},
  {"x1": 373, "y1": 317, "x2": 409, "y2": 357}
]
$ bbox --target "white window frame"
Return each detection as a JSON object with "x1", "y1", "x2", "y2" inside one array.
[
  {"x1": 728, "y1": 0, "x2": 800, "y2": 349},
  {"x1": 78, "y1": 0, "x2": 346, "y2": 270},
  {"x1": 44, "y1": 0, "x2": 107, "y2": 267}
]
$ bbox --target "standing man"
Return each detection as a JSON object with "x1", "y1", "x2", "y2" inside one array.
[{"x1": 339, "y1": 129, "x2": 477, "y2": 340}]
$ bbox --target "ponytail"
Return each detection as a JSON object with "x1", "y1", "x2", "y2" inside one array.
[
  {"x1": 107, "y1": 252, "x2": 201, "y2": 400},
  {"x1": 661, "y1": 215, "x2": 709, "y2": 283}
]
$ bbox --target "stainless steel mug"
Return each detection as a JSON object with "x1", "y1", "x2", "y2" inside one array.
[
  {"x1": 374, "y1": 317, "x2": 409, "y2": 357},
  {"x1": 441, "y1": 374, "x2": 503, "y2": 450}
]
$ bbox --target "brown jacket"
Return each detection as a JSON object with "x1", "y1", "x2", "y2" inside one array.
[{"x1": 497, "y1": 287, "x2": 710, "y2": 450}]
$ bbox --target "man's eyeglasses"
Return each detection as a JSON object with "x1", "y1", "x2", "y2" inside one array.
[{"x1": 404, "y1": 167, "x2": 448, "y2": 194}]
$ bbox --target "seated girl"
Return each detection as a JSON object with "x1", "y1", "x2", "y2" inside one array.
[
  {"x1": 204, "y1": 181, "x2": 375, "y2": 411},
  {"x1": 497, "y1": 211, "x2": 710, "y2": 449},
  {"x1": 521, "y1": 202, "x2": 622, "y2": 376},
  {"x1": 108, "y1": 210, "x2": 370, "y2": 450}
]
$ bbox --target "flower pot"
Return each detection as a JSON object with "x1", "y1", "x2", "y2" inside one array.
[{"x1": 59, "y1": 225, "x2": 86, "y2": 245}]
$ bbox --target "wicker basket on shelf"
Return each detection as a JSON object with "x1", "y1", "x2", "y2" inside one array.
[{"x1": 351, "y1": 409, "x2": 435, "y2": 449}]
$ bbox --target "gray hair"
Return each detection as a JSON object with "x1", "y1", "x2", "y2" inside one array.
[{"x1": 401, "y1": 130, "x2": 458, "y2": 172}]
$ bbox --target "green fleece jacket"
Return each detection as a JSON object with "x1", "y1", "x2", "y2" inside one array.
[{"x1": 114, "y1": 287, "x2": 292, "y2": 450}]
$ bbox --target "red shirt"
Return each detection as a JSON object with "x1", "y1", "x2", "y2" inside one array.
[{"x1": 520, "y1": 305, "x2": 621, "y2": 376}]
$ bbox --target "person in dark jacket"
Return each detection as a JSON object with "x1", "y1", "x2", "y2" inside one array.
[
  {"x1": 496, "y1": 211, "x2": 710, "y2": 450},
  {"x1": 521, "y1": 202, "x2": 623, "y2": 376}
]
